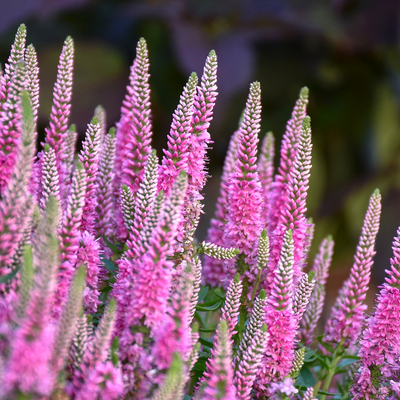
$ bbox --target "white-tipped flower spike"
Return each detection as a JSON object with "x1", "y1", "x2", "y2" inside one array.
[
  {"x1": 302, "y1": 387, "x2": 317, "y2": 400},
  {"x1": 293, "y1": 271, "x2": 315, "y2": 323},
  {"x1": 24, "y1": 44, "x2": 39, "y2": 125},
  {"x1": 267, "y1": 87, "x2": 309, "y2": 233},
  {"x1": 4, "y1": 24, "x2": 26, "y2": 86},
  {"x1": 1, "y1": 196, "x2": 60, "y2": 397},
  {"x1": 299, "y1": 236, "x2": 334, "y2": 346},
  {"x1": 324, "y1": 189, "x2": 381, "y2": 350},
  {"x1": 159, "y1": 72, "x2": 198, "y2": 195},
  {"x1": 289, "y1": 347, "x2": 306, "y2": 379},
  {"x1": 70, "y1": 316, "x2": 92, "y2": 372},
  {"x1": 188, "y1": 255, "x2": 203, "y2": 325},
  {"x1": 195, "y1": 320, "x2": 237, "y2": 400},
  {"x1": 258, "y1": 131, "x2": 275, "y2": 226},
  {"x1": 94, "y1": 105, "x2": 107, "y2": 144},
  {"x1": 199, "y1": 242, "x2": 240, "y2": 260},
  {"x1": 257, "y1": 229, "x2": 270, "y2": 269},
  {"x1": 63, "y1": 124, "x2": 78, "y2": 179},
  {"x1": 40, "y1": 144, "x2": 61, "y2": 211},
  {"x1": 150, "y1": 353, "x2": 183, "y2": 400},
  {"x1": 79, "y1": 117, "x2": 102, "y2": 234},
  {"x1": 234, "y1": 324, "x2": 269, "y2": 400},
  {"x1": 221, "y1": 273, "x2": 243, "y2": 337},
  {"x1": 236, "y1": 289, "x2": 267, "y2": 364},
  {"x1": 96, "y1": 128, "x2": 117, "y2": 239},
  {"x1": 121, "y1": 184, "x2": 135, "y2": 234},
  {"x1": 0, "y1": 61, "x2": 27, "y2": 194},
  {"x1": 16, "y1": 244, "x2": 34, "y2": 319},
  {"x1": 51, "y1": 266, "x2": 85, "y2": 375},
  {"x1": 0, "y1": 91, "x2": 35, "y2": 269},
  {"x1": 44, "y1": 36, "x2": 74, "y2": 202}
]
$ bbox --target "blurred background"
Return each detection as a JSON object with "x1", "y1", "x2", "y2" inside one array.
[{"x1": 1, "y1": 0, "x2": 400, "y2": 317}]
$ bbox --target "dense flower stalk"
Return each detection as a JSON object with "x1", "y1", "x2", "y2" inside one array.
[
  {"x1": 0, "y1": 61, "x2": 27, "y2": 194},
  {"x1": 188, "y1": 255, "x2": 202, "y2": 325},
  {"x1": 195, "y1": 320, "x2": 237, "y2": 400},
  {"x1": 292, "y1": 271, "x2": 315, "y2": 323},
  {"x1": 267, "y1": 87, "x2": 309, "y2": 233},
  {"x1": 221, "y1": 273, "x2": 243, "y2": 336},
  {"x1": 0, "y1": 91, "x2": 35, "y2": 269},
  {"x1": 24, "y1": 44, "x2": 39, "y2": 124},
  {"x1": 63, "y1": 124, "x2": 78, "y2": 178},
  {"x1": 1, "y1": 196, "x2": 60, "y2": 397},
  {"x1": 299, "y1": 236, "x2": 334, "y2": 346},
  {"x1": 324, "y1": 189, "x2": 381, "y2": 349},
  {"x1": 79, "y1": 117, "x2": 102, "y2": 234},
  {"x1": 225, "y1": 82, "x2": 263, "y2": 259},
  {"x1": 258, "y1": 132, "x2": 275, "y2": 226},
  {"x1": 203, "y1": 130, "x2": 240, "y2": 286},
  {"x1": 199, "y1": 242, "x2": 240, "y2": 260},
  {"x1": 40, "y1": 144, "x2": 61, "y2": 210},
  {"x1": 302, "y1": 387, "x2": 317, "y2": 400},
  {"x1": 159, "y1": 73, "x2": 197, "y2": 194},
  {"x1": 351, "y1": 226, "x2": 400, "y2": 399},
  {"x1": 44, "y1": 36, "x2": 74, "y2": 203},
  {"x1": 94, "y1": 104, "x2": 107, "y2": 144},
  {"x1": 256, "y1": 230, "x2": 297, "y2": 396},
  {"x1": 289, "y1": 347, "x2": 305, "y2": 379},
  {"x1": 235, "y1": 325, "x2": 269, "y2": 400},
  {"x1": 54, "y1": 163, "x2": 87, "y2": 318},
  {"x1": 96, "y1": 128, "x2": 117, "y2": 239},
  {"x1": 118, "y1": 37, "x2": 152, "y2": 195}
]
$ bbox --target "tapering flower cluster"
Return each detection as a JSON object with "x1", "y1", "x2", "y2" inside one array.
[{"x1": 221, "y1": 273, "x2": 243, "y2": 336}]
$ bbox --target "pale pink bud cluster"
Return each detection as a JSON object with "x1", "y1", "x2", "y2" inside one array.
[{"x1": 221, "y1": 273, "x2": 243, "y2": 336}]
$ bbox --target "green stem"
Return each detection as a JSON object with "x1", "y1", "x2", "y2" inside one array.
[{"x1": 250, "y1": 267, "x2": 262, "y2": 305}]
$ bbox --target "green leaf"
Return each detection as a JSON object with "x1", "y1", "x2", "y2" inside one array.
[
  {"x1": 317, "y1": 336, "x2": 335, "y2": 354},
  {"x1": 183, "y1": 396, "x2": 192, "y2": 400},
  {"x1": 304, "y1": 349, "x2": 317, "y2": 362},
  {"x1": 0, "y1": 267, "x2": 19, "y2": 284},
  {"x1": 211, "y1": 286, "x2": 226, "y2": 300},
  {"x1": 198, "y1": 286, "x2": 209, "y2": 303},
  {"x1": 296, "y1": 366, "x2": 316, "y2": 387},
  {"x1": 315, "y1": 354, "x2": 331, "y2": 370},
  {"x1": 199, "y1": 326, "x2": 217, "y2": 333},
  {"x1": 102, "y1": 257, "x2": 117, "y2": 275},
  {"x1": 318, "y1": 390, "x2": 338, "y2": 396},
  {"x1": 196, "y1": 300, "x2": 222, "y2": 312},
  {"x1": 199, "y1": 337, "x2": 214, "y2": 348},
  {"x1": 103, "y1": 235, "x2": 122, "y2": 255}
]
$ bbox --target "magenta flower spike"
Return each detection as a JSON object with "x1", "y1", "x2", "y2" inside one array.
[
  {"x1": 255, "y1": 229, "x2": 297, "y2": 396},
  {"x1": 40, "y1": 144, "x2": 61, "y2": 211},
  {"x1": 25, "y1": 44, "x2": 39, "y2": 125},
  {"x1": 221, "y1": 273, "x2": 243, "y2": 337},
  {"x1": 43, "y1": 36, "x2": 74, "y2": 202},
  {"x1": 186, "y1": 49, "x2": 218, "y2": 200},
  {"x1": 267, "y1": 87, "x2": 309, "y2": 233},
  {"x1": 79, "y1": 117, "x2": 102, "y2": 234},
  {"x1": 1, "y1": 196, "x2": 59, "y2": 397},
  {"x1": 258, "y1": 131, "x2": 275, "y2": 226},
  {"x1": 96, "y1": 128, "x2": 117, "y2": 240},
  {"x1": 127, "y1": 171, "x2": 187, "y2": 329},
  {"x1": 203, "y1": 129, "x2": 240, "y2": 287},
  {"x1": 303, "y1": 387, "x2": 317, "y2": 400},
  {"x1": 0, "y1": 91, "x2": 35, "y2": 270},
  {"x1": 299, "y1": 236, "x2": 334, "y2": 346},
  {"x1": 159, "y1": 72, "x2": 198, "y2": 194},
  {"x1": 225, "y1": 82, "x2": 263, "y2": 259},
  {"x1": 77, "y1": 232, "x2": 101, "y2": 314},
  {"x1": 324, "y1": 189, "x2": 381, "y2": 350},
  {"x1": 0, "y1": 68, "x2": 6, "y2": 104},
  {"x1": 268, "y1": 116, "x2": 312, "y2": 291},
  {"x1": 0, "y1": 61, "x2": 27, "y2": 194},
  {"x1": 118, "y1": 38, "x2": 152, "y2": 195},
  {"x1": 152, "y1": 266, "x2": 193, "y2": 371},
  {"x1": 351, "y1": 226, "x2": 400, "y2": 399},
  {"x1": 54, "y1": 163, "x2": 87, "y2": 318},
  {"x1": 195, "y1": 320, "x2": 237, "y2": 400},
  {"x1": 235, "y1": 324, "x2": 269, "y2": 400}
]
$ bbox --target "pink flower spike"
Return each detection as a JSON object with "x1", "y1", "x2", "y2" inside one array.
[
  {"x1": 44, "y1": 36, "x2": 74, "y2": 203},
  {"x1": 40, "y1": 144, "x2": 61, "y2": 211},
  {"x1": 203, "y1": 130, "x2": 241, "y2": 287},
  {"x1": 0, "y1": 61, "x2": 27, "y2": 194},
  {"x1": 54, "y1": 162, "x2": 87, "y2": 319},
  {"x1": 159, "y1": 72, "x2": 198, "y2": 194},
  {"x1": 225, "y1": 82, "x2": 263, "y2": 259},
  {"x1": 324, "y1": 189, "x2": 381, "y2": 350},
  {"x1": 299, "y1": 236, "x2": 334, "y2": 346},
  {"x1": 293, "y1": 271, "x2": 315, "y2": 324},
  {"x1": 255, "y1": 230, "x2": 297, "y2": 396},
  {"x1": 119, "y1": 37, "x2": 152, "y2": 195},
  {"x1": 0, "y1": 91, "x2": 35, "y2": 270},
  {"x1": 195, "y1": 320, "x2": 237, "y2": 400},
  {"x1": 79, "y1": 117, "x2": 102, "y2": 234},
  {"x1": 303, "y1": 387, "x2": 317, "y2": 400},
  {"x1": 3, "y1": 24, "x2": 26, "y2": 86},
  {"x1": 25, "y1": 44, "x2": 40, "y2": 125}
]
